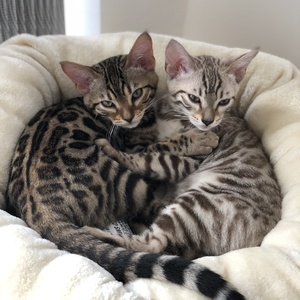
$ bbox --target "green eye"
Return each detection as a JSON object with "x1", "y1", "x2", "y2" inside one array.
[
  {"x1": 101, "y1": 101, "x2": 115, "y2": 108},
  {"x1": 219, "y1": 99, "x2": 230, "y2": 106},
  {"x1": 188, "y1": 94, "x2": 200, "y2": 103},
  {"x1": 132, "y1": 88, "x2": 143, "y2": 101}
]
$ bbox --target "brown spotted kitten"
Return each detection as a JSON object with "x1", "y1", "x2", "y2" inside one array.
[{"x1": 5, "y1": 33, "x2": 244, "y2": 299}]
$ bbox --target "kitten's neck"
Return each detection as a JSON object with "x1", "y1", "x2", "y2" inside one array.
[{"x1": 155, "y1": 95, "x2": 192, "y2": 141}]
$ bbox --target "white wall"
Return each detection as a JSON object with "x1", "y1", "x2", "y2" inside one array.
[
  {"x1": 64, "y1": 0, "x2": 101, "y2": 36},
  {"x1": 182, "y1": 0, "x2": 300, "y2": 67},
  {"x1": 100, "y1": 0, "x2": 300, "y2": 68},
  {"x1": 101, "y1": 0, "x2": 187, "y2": 37}
]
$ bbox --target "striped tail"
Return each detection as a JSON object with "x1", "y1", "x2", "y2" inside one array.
[{"x1": 53, "y1": 225, "x2": 245, "y2": 300}]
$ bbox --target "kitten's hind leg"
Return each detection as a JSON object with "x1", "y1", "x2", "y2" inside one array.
[
  {"x1": 83, "y1": 203, "x2": 184, "y2": 255},
  {"x1": 83, "y1": 223, "x2": 169, "y2": 254}
]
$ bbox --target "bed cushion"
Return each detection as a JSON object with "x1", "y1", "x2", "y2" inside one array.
[{"x1": 0, "y1": 32, "x2": 300, "y2": 300}]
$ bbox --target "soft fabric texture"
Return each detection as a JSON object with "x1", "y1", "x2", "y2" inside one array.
[{"x1": 0, "y1": 32, "x2": 300, "y2": 300}]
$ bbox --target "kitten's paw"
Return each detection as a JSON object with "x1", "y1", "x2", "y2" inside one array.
[
  {"x1": 95, "y1": 138, "x2": 127, "y2": 164},
  {"x1": 197, "y1": 130, "x2": 219, "y2": 148},
  {"x1": 183, "y1": 130, "x2": 219, "y2": 156},
  {"x1": 95, "y1": 138, "x2": 116, "y2": 155},
  {"x1": 95, "y1": 138, "x2": 111, "y2": 149}
]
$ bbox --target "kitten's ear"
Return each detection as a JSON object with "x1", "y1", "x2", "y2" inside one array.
[
  {"x1": 126, "y1": 32, "x2": 155, "y2": 71},
  {"x1": 226, "y1": 48, "x2": 259, "y2": 83},
  {"x1": 60, "y1": 61, "x2": 97, "y2": 95},
  {"x1": 165, "y1": 39, "x2": 195, "y2": 79}
]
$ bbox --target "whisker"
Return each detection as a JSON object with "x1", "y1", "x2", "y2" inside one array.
[
  {"x1": 144, "y1": 93, "x2": 169, "y2": 112},
  {"x1": 107, "y1": 124, "x2": 117, "y2": 142}
]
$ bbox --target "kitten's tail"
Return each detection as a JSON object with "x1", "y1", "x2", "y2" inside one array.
[{"x1": 51, "y1": 225, "x2": 244, "y2": 300}]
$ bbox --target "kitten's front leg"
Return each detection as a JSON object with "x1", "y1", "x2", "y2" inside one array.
[
  {"x1": 97, "y1": 138, "x2": 132, "y2": 164},
  {"x1": 95, "y1": 138, "x2": 200, "y2": 182},
  {"x1": 147, "y1": 129, "x2": 219, "y2": 157}
]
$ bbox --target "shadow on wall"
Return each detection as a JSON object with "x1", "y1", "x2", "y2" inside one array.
[{"x1": 100, "y1": 0, "x2": 300, "y2": 68}]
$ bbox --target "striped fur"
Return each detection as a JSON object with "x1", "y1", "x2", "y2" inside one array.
[
  {"x1": 85, "y1": 40, "x2": 281, "y2": 295},
  {"x1": 5, "y1": 33, "x2": 244, "y2": 299}
]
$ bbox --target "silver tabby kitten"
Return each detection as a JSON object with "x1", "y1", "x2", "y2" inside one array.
[
  {"x1": 89, "y1": 40, "x2": 282, "y2": 261},
  {"x1": 5, "y1": 33, "x2": 244, "y2": 299}
]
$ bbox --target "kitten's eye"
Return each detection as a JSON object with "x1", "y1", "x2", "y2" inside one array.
[
  {"x1": 132, "y1": 88, "x2": 143, "y2": 101},
  {"x1": 101, "y1": 101, "x2": 115, "y2": 108},
  {"x1": 218, "y1": 99, "x2": 230, "y2": 106},
  {"x1": 188, "y1": 94, "x2": 200, "y2": 103}
]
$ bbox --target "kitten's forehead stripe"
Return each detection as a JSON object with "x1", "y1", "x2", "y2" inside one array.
[
  {"x1": 198, "y1": 88, "x2": 202, "y2": 97},
  {"x1": 201, "y1": 71, "x2": 208, "y2": 91},
  {"x1": 95, "y1": 55, "x2": 130, "y2": 99},
  {"x1": 105, "y1": 60, "x2": 124, "y2": 97},
  {"x1": 196, "y1": 56, "x2": 224, "y2": 96},
  {"x1": 215, "y1": 72, "x2": 223, "y2": 96}
]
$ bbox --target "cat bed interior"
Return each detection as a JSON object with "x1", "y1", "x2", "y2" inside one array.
[{"x1": 0, "y1": 32, "x2": 300, "y2": 300}]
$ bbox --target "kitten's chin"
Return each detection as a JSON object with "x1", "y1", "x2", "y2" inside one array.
[
  {"x1": 198, "y1": 126, "x2": 209, "y2": 131},
  {"x1": 121, "y1": 122, "x2": 140, "y2": 129}
]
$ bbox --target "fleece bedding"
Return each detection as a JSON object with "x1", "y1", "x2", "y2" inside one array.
[{"x1": 0, "y1": 32, "x2": 300, "y2": 300}]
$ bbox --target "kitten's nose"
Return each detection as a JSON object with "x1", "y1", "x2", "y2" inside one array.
[
  {"x1": 202, "y1": 119, "x2": 213, "y2": 126},
  {"x1": 124, "y1": 116, "x2": 134, "y2": 123}
]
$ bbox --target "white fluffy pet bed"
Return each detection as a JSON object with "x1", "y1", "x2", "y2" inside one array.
[{"x1": 0, "y1": 32, "x2": 300, "y2": 300}]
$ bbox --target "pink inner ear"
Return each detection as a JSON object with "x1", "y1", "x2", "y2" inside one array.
[
  {"x1": 228, "y1": 61, "x2": 247, "y2": 83},
  {"x1": 165, "y1": 39, "x2": 195, "y2": 79},
  {"x1": 60, "y1": 61, "x2": 96, "y2": 95},
  {"x1": 227, "y1": 49, "x2": 259, "y2": 83},
  {"x1": 165, "y1": 60, "x2": 183, "y2": 79},
  {"x1": 136, "y1": 54, "x2": 155, "y2": 71},
  {"x1": 126, "y1": 32, "x2": 155, "y2": 71}
]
